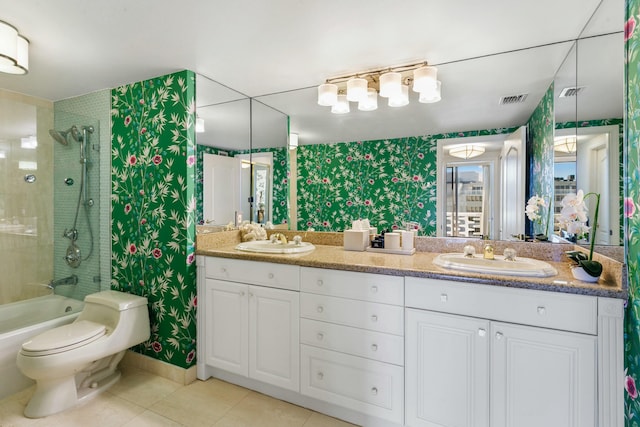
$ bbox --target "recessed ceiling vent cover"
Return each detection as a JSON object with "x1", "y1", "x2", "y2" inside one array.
[
  {"x1": 559, "y1": 86, "x2": 586, "y2": 97},
  {"x1": 499, "y1": 94, "x2": 528, "y2": 105}
]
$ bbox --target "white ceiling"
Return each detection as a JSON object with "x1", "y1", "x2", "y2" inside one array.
[{"x1": 0, "y1": 0, "x2": 623, "y2": 148}]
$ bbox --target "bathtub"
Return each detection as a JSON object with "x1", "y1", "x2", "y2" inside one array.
[{"x1": 0, "y1": 294, "x2": 84, "y2": 399}]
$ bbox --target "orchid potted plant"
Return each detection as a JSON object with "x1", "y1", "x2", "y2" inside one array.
[
  {"x1": 557, "y1": 190, "x2": 603, "y2": 281},
  {"x1": 525, "y1": 195, "x2": 551, "y2": 241}
]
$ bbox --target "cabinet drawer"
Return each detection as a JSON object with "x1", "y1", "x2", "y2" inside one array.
[
  {"x1": 301, "y1": 345, "x2": 404, "y2": 424},
  {"x1": 301, "y1": 267, "x2": 403, "y2": 305},
  {"x1": 301, "y1": 293, "x2": 404, "y2": 335},
  {"x1": 405, "y1": 277, "x2": 597, "y2": 335},
  {"x1": 205, "y1": 257, "x2": 300, "y2": 290},
  {"x1": 300, "y1": 318, "x2": 404, "y2": 366}
]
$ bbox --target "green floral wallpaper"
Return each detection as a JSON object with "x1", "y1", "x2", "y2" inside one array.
[
  {"x1": 111, "y1": 71, "x2": 197, "y2": 369},
  {"x1": 527, "y1": 83, "x2": 555, "y2": 236},
  {"x1": 626, "y1": 0, "x2": 640, "y2": 422},
  {"x1": 296, "y1": 128, "x2": 517, "y2": 235},
  {"x1": 195, "y1": 145, "x2": 288, "y2": 225}
]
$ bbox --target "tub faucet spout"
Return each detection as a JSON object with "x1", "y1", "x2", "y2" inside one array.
[{"x1": 48, "y1": 274, "x2": 78, "y2": 289}]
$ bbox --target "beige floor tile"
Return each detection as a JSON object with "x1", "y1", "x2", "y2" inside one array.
[
  {"x1": 107, "y1": 367, "x2": 182, "y2": 408},
  {"x1": 27, "y1": 393, "x2": 145, "y2": 427},
  {"x1": 303, "y1": 412, "x2": 359, "y2": 427},
  {"x1": 183, "y1": 378, "x2": 250, "y2": 407},
  {"x1": 218, "y1": 391, "x2": 312, "y2": 427},
  {"x1": 0, "y1": 398, "x2": 35, "y2": 427},
  {"x1": 122, "y1": 409, "x2": 183, "y2": 427},
  {"x1": 149, "y1": 383, "x2": 233, "y2": 427}
]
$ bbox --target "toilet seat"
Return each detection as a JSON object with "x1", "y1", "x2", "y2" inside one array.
[{"x1": 21, "y1": 320, "x2": 107, "y2": 356}]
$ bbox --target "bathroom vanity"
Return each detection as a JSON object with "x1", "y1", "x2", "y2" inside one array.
[{"x1": 196, "y1": 235, "x2": 625, "y2": 427}]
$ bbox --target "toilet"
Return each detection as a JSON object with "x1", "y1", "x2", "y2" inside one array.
[{"x1": 16, "y1": 290, "x2": 150, "y2": 418}]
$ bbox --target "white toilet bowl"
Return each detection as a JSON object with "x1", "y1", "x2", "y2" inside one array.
[{"x1": 16, "y1": 290, "x2": 150, "y2": 418}]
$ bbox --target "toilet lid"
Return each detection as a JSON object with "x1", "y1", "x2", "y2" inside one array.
[{"x1": 21, "y1": 320, "x2": 106, "y2": 356}]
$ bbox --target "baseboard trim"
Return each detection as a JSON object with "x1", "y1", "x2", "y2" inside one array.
[{"x1": 121, "y1": 350, "x2": 196, "y2": 385}]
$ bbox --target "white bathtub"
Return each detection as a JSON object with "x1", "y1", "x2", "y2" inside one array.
[{"x1": 0, "y1": 294, "x2": 84, "y2": 399}]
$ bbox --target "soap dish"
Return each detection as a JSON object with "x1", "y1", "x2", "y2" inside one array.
[{"x1": 365, "y1": 247, "x2": 415, "y2": 256}]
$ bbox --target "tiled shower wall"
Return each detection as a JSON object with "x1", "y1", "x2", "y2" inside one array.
[
  {"x1": 0, "y1": 89, "x2": 54, "y2": 304},
  {"x1": 54, "y1": 90, "x2": 111, "y2": 299}
]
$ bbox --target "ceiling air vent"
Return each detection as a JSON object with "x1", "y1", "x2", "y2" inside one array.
[
  {"x1": 499, "y1": 94, "x2": 528, "y2": 105},
  {"x1": 559, "y1": 86, "x2": 586, "y2": 98}
]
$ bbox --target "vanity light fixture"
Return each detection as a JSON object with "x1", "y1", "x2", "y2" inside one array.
[
  {"x1": 0, "y1": 20, "x2": 29, "y2": 75},
  {"x1": 195, "y1": 116, "x2": 205, "y2": 133},
  {"x1": 289, "y1": 133, "x2": 299, "y2": 150},
  {"x1": 554, "y1": 136, "x2": 577, "y2": 154},
  {"x1": 317, "y1": 60, "x2": 441, "y2": 114},
  {"x1": 449, "y1": 145, "x2": 485, "y2": 159}
]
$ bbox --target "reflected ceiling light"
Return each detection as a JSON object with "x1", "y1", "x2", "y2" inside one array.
[
  {"x1": 318, "y1": 60, "x2": 441, "y2": 114},
  {"x1": 20, "y1": 135, "x2": 37, "y2": 149},
  {"x1": 346, "y1": 77, "x2": 367, "y2": 102},
  {"x1": 419, "y1": 81, "x2": 442, "y2": 103},
  {"x1": 289, "y1": 133, "x2": 299, "y2": 150},
  {"x1": 331, "y1": 94, "x2": 350, "y2": 114},
  {"x1": 388, "y1": 85, "x2": 409, "y2": 107},
  {"x1": 358, "y1": 88, "x2": 378, "y2": 111},
  {"x1": 317, "y1": 83, "x2": 338, "y2": 106},
  {"x1": 554, "y1": 137, "x2": 577, "y2": 154},
  {"x1": 195, "y1": 116, "x2": 205, "y2": 133},
  {"x1": 0, "y1": 21, "x2": 28, "y2": 75},
  {"x1": 449, "y1": 145, "x2": 485, "y2": 159}
]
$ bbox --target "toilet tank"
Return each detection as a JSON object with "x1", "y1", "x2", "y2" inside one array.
[
  {"x1": 76, "y1": 290, "x2": 149, "y2": 334},
  {"x1": 84, "y1": 290, "x2": 148, "y2": 311}
]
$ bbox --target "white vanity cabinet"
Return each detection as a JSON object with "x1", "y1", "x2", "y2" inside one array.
[
  {"x1": 197, "y1": 257, "x2": 300, "y2": 392},
  {"x1": 405, "y1": 276, "x2": 624, "y2": 427},
  {"x1": 299, "y1": 267, "x2": 405, "y2": 424}
]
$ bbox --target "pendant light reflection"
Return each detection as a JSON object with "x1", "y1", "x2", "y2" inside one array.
[
  {"x1": 449, "y1": 145, "x2": 485, "y2": 159},
  {"x1": 554, "y1": 137, "x2": 577, "y2": 154}
]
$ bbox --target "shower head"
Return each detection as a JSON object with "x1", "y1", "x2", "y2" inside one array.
[{"x1": 49, "y1": 126, "x2": 79, "y2": 145}]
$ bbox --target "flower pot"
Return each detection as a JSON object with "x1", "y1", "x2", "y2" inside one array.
[{"x1": 571, "y1": 266, "x2": 600, "y2": 283}]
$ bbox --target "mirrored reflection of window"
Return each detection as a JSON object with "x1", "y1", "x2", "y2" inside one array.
[{"x1": 445, "y1": 164, "x2": 491, "y2": 238}]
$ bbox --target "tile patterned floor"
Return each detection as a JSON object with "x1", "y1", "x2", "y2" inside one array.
[{"x1": 0, "y1": 366, "x2": 357, "y2": 427}]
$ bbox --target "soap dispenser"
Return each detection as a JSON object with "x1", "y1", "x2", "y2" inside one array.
[{"x1": 483, "y1": 236, "x2": 494, "y2": 260}]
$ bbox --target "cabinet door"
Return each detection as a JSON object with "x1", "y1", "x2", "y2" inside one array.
[
  {"x1": 491, "y1": 322, "x2": 596, "y2": 427},
  {"x1": 204, "y1": 279, "x2": 248, "y2": 376},
  {"x1": 249, "y1": 285, "x2": 300, "y2": 391},
  {"x1": 406, "y1": 309, "x2": 490, "y2": 427}
]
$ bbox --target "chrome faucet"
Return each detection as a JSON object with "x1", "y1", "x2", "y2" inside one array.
[{"x1": 47, "y1": 274, "x2": 78, "y2": 290}]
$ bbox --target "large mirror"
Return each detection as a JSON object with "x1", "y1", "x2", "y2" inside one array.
[
  {"x1": 254, "y1": 0, "x2": 623, "y2": 247},
  {"x1": 196, "y1": 75, "x2": 289, "y2": 228}
]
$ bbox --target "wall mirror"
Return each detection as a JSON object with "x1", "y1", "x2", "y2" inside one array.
[{"x1": 255, "y1": 0, "x2": 623, "y2": 247}]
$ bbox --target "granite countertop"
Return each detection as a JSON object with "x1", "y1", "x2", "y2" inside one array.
[{"x1": 196, "y1": 232, "x2": 626, "y2": 299}]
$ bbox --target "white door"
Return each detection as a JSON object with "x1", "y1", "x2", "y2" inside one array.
[
  {"x1": 491, "y1": 322, "x2": 596, "y2": 427},
  {"x1": 249, "y1": 285, "x2": 300, "y2": 391},
  {"x1": 406, "y1": 309, "x2": 490, "y2": 427},
  {"x1": 499, "y1": 126, "x2": 526, "y2": 240},
  {"x1": 204, "y1": 279, "x2": 248, "y2": 376},
  {"x1": 203, "y1": 153, "x2": 240, "y2": 225}
]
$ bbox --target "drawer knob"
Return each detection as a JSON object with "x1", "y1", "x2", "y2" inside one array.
[
  {"x1": 268, "y1": 273, "x2": 274, "y2": 279},
  {"x1": 371, "y1": 314, "x2": 378, "y2": 322},
  {"x1": 478, "y1": 328, "x2": 486, "y2": 337},
  {"x1": 371, "y1": 285, "x2": 378, "y2": 293},
  {"x1": 249, "y1": 292, "x2": 254, "y2": 298},
  {"x1": 371, "y1": 387, "x2": 378, "y2": 395},
  {"x1": 495, "y1": 332, "x2": 504, "y2": 340},
  {"x1": 240, "y1": 291, "x2": 245, "y2": 297},
  {"x1": 440, "y1": 293, "x2": 448, "y2": 302},
  {"x1": 317, "y1": 305, "x2": 324, "y2": 313},
  {"x1": 537, "y1": 306, "x2": 546, "y2": 315},
  {"x1": 221, "y1": 267, "x2": 227, "y2": 274},
  {"x1": 317, "y1": 280, "x2": 323, "y2": 286},
  {"x1": 317, "y1": 372, "x2": 324, "y2": 380},
  {"x1": 371, "y1": 344, "x2": 378, "y2": 351},
  {"x1": 317, "y1": 333, "x2": 324, "y2": 341}
]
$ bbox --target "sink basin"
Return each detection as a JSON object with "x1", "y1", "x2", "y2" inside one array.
[
  {"x1": 235, "y1": 240, "x2": 316, "y2": 254},
  {"x1": 433, "y1": 253, "x2": 557, "y2": 277}
]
